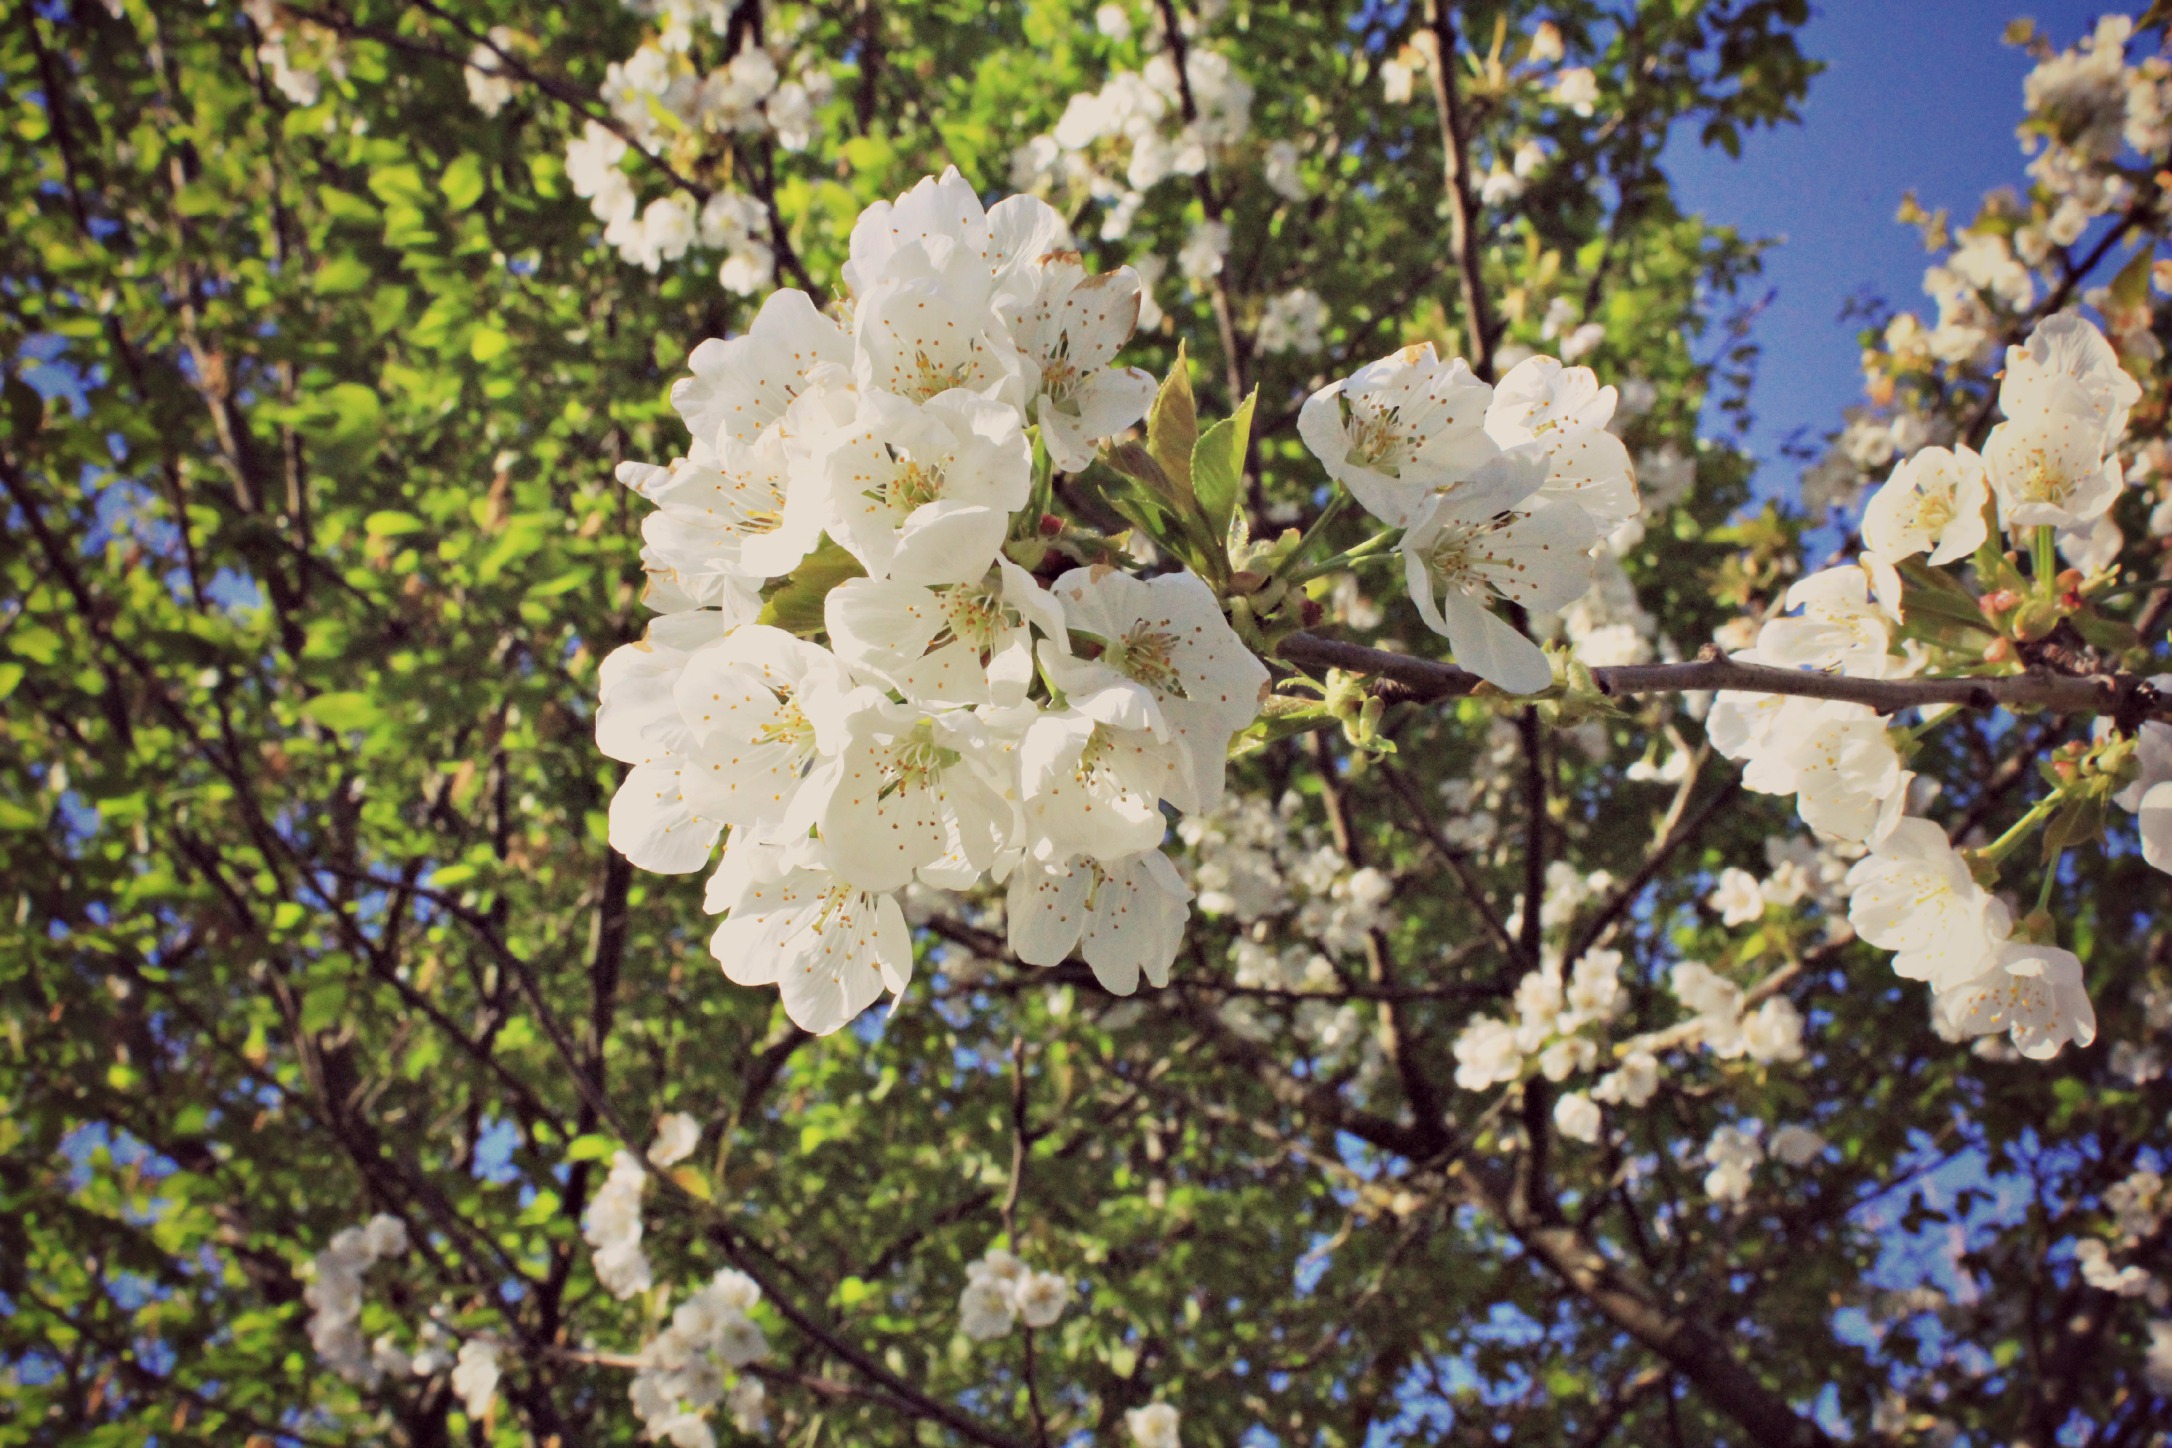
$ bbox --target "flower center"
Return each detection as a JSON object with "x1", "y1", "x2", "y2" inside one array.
[
  {"x1": 1913, "y1": 486, "x2": 1957, "y2": 533},
  {"x1": 755, "y1": 689, "x2": 816, "y2": 751},
  {"x1": 1109, "y1": 625, "x2": 1187, "y2": 697},
  {"x1": 1347, "y1": 404, "x2": 1409, "y2": 475},
  {"x1": 2017, "y1": 447, "x2": 2074, "y2": 507},
  {"x1": 716, "y1": 473, "x2": 788, "y2": 535},
  {"x1": 937, "y1": 579, "x2": 1010, "y2": 659},
  {"x1": 876, "y1": 721, "x2": 961, "y2": 800},
  {"x1": 906, "y1": 347, "x2": 974, "y2": 402},
  {"x1": 881, "y1": 457, "x2": 947, "y2": 519}
]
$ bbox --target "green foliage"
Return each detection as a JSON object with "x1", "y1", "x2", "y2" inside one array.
[{"x1": 11, "y1": 3, "x2": 2162, "y2": 1448}]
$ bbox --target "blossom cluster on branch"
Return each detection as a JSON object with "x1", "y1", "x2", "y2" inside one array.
[{"x1": 599, "y1": 169, "x2": 1270, "y2": 1034}]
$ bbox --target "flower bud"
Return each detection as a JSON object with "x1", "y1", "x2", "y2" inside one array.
[
  {"x1": 2011, "y1": 601, "x2": 2062, "y2": 641},
  {"x1": 1982, "y1": 636, "x2": 2015, "y2": 664}
]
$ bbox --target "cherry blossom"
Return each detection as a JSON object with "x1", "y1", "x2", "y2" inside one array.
[
  {"x1": 1484, "y1": 355, "x2": 1640, "y2": 534},
  {"x1": 705, "y1": 851, "x2": 914, "y2": 1036},
  {"x1": 1398, "y1": 451, "x2": 1599, "y2": 695},
  {"x1": 1007, "y1": 850, "x2": 1194, "y2": 995},
  {"x1": 1297, "y1": 342, "x2": 1498, "y2": 526},
  {"x1": 1041, "y1": 567, "x2": 1269, "y2": 814},
  {"x1": 822, "y1": 390, "x2": 1032, "y2": 586},
  {"x1": 1933, "y1": 940, "x2": 2097, "y2": 1059}
]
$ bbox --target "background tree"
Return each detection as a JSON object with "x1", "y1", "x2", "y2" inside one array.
[{"x1": 3, "y1": 2, "x2": 2169, "y2": 1446}]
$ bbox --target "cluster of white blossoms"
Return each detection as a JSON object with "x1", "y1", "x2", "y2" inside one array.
[
  {"x1": 1699, "y1": 1122, "x2": 1825, "y2": 1205},
  {"x1": 1453, "y1": 947, "x2": 1806, "y2": 1151},
  {"x1": 629, "y1": 1269, "x2": 771, "y2": 1448},
  {"x1": 462, "y1": 27, "x2": 523, "y2": 118},
  {"x1": 554, "y1": 0, "x2": 831, "y2": 286},
  {"x1": 2075, "y1": 1164, "x2": 2172, "y2": 1389},
  {"x1": 1703, "y1": 312, "x2": 2147, "y2": 1060},
  {"x1": 1299, "y1": 348, "x2": 1640, "y2": 695},
  {"x1": 242, "y1": 0, "x2": 345, "y2": 107},
  {"x1": 956, "y1": 1248, "x2": 1074, "y2": 1341},
  {"x1": 1894, "y1": 15, "x2": 2172, "y2": 374},
  {"x1": 1008, "y1": 26, "x2": 1267, "y2": 247},
  {"x1": 1667, "y1": 962, "x2": 1807, "y2": 1066},
  {"x1": 586, "y1": 1150, "x2": 656, "y2": 1298},
  {"x1": 302, "y1": 1213, "x2": 410, "y2": 1386},
  {"x1": 1452, "y1": 949, "x2": 1626, "y2": 1095},
  {"x1": 1823, "y1": 19, "x2": 2169, "y2": 505},
  {"x1": 1849, "y1": 313, "x2": 2139, "y2": 1056},
  {"x1": 1126, "y1": 1401, "x2": 1184, "y2": 1448},
  {"x1": 1256, "y1": 287, "x2": 1330, "y2": 357},
  {"x1": 450, "y1": 1339, "x2": 502, "y2": 1422},
  {"x1": 2019, "y1": 16, "x2": 2172, "y2": 252},
  {"x1": 599, "y1": 169, "x2": 1269, "y2": 1035},
  {"x1": 1703, "y1": 837, "x2": 1850, "y2": 929}
]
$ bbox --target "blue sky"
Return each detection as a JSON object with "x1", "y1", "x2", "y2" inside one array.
[{"x1": 1664, "y1": 0, "x2": 2112, "y2": 488}]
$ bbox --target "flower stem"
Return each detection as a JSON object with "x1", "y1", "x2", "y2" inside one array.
[
  {"x1": 2032, "y1": 524, "x2": 2058, "y2": 592},
  {"x1": 1977, "y1": 792, "x2": 2065, "y2": 869},
  {"x1": 1286, "y1": 526, "x2": 1404, "y2": 587},
  {"x1": 1271, "y1": 490, "x2": 1352, "y2": 584}
]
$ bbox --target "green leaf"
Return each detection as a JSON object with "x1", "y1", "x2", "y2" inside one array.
[
  {"x1": 2070, "y1": 607, "x2": 2141, "y2": 653},
  {"x1": 757, "y1": 536, "x2": 866, "y2": 637},
  {"x1": 299, "y1": 983, "x2": 347, "y2": 1035},
  {"x1": 313, "y1": 253, "x2": 373, "y2": 296},
  {"x1": 317, "y1": 185, "x2": 378, "y2": 225},
  {"x1": 365, "y1": 510, "x2": 425, "y2": 537},
  {"x1": 1102, "y1": 440, "x2": 1181, "y2": 507},
  {"x1": 2042, "y1": 795, "x2": 2106, "y2": 859},
  {"x1": 470, "y1": 325, "x2": 510, "y2": 364},
  {"x1": 440, "y1": 154, "x2": 486, "y2": 212},
  {"x1": 1145, "y1": 342, "x2": 1197, "y2": 499},
  {"x1": 565, "y1": 1133, "x2": 619, "y2": 1163},
  {"x1": 301, "y1": 692, "x2": 380, "y2": 731},
  {"x1": 324, "y1": 382, "x2": 384, "y2": 445},
  {"x1": 1191, "y1": 388, "x2": 1256, "y2": 555}
]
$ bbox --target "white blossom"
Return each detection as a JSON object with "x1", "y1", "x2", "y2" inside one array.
[
  {"x1": 1704, "y1": 1123, "x2": 1763, "y2": 1203},
  {"x1": 1553, "y1": 1090, "x2": 1602, "y2": 1143},
  {"x1": 452, "y1": 1339, "x2": 501, "y2": 1420},
  {"x1": 1127, "y1": 1402, "x2": 1183, "y2": 1448},
  {"x1": 648, "y1": 1112, "x2": 702, "y2": 1168},
  {"x1": 1770, "y1": 1124, "x2": 1826, "y2": 1167},
  {"x1": 585, "y1": 1150, "x2": 654, "y2": 1299},
  {"x1": 1550, "y1": 67, "x2": 1598, "y2": 116},
  {"x1": 1399, "y1": 450, "x2": 1598, "y2": 695},
  {"x1": 1845, "y1": 817, "x2": 2012, "y2": 990},
  {"x1": 706, "y1": 850, "x2": 915, "y2": 1035},
  {"x1": 1298, "y1": 342, "x2": 1499, "y2": 526},
  {"x1": 1933, "y1": 939, "x2": 2097, "y2": 1060},
  {"x1": 1708, "y1": 867, "x2": 1765, "y2": 926}
]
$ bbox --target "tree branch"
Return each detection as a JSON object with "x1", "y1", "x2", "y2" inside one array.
[
  {"x1": 1450, "y1": 1156, "x2": 1858, "y2": 1448},
  {"x1": 1275, "y1": 632, "x2": 2172, "y2": 724},
  {"x1": 1422, "y1": 0, "x2": 1497, "y2": 379}
]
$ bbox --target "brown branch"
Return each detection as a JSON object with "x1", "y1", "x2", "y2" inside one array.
[
  {"x1": 1308, "y1": 734, "x2": 1452, "y2": 1157},
  {"x1": 1275, "y1": 632, "x2": 2172, "y2": 723},
  {"x1": 1449, "y1": 1156, "x2": 1858, "y2": 1448},
  {"x1": 1422, "y1": 0, "x2": 1497, "y2": 380},
  {"x1": 1564, "y1": 776, "x2": 1744, "y2": 968},
  {"x1": 1378, "y1": 760, "x2": 1530, "y2": 974},
  {"x1": 1151, "y1": 0, "x2": 1248, "y2": 411}
]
